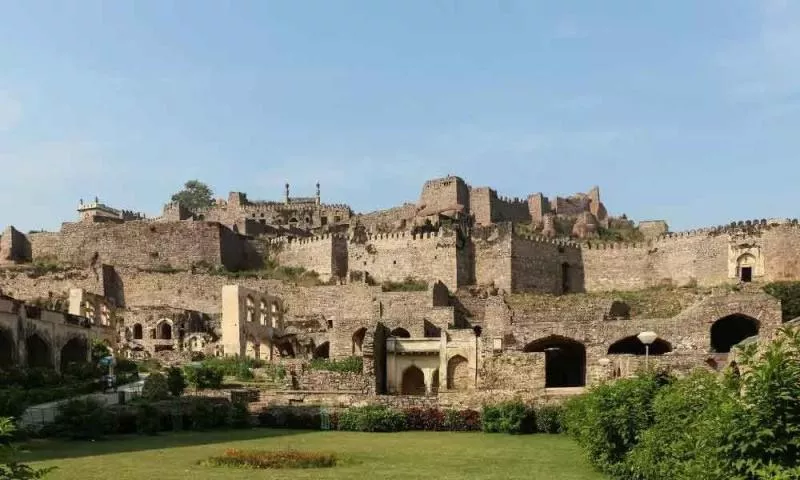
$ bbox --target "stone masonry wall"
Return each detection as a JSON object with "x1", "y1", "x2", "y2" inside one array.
[
  {"x1": 272, "y1": 234, "x2": 347, "y2": 281},
  {"x1": 511, "y1": 236, "x2": 584, "y2": 294},
  {"x1": 479, "y1": 351, "x2": 545, "y2": 391},
  {"x1": 28, "y1": 221, "x2": 239, "y2": 271},
  {"x1": 473, "y1": 227, "x2": 512, "y2": 291},
  {"x1": 0, "y1": 226, "x2": 30, "y2": 263},
  {"x1": 348, "y1": 230, "x2": 461, "y2": 290}
]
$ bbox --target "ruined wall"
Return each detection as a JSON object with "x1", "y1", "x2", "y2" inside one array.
[
  {"x1": 28, "y1": 221, "x2": 244, "y2": 271},
  {"x1": 357, "y1": 204, "x2": 417, "y2": 233},
  {"x1": 511, "y1": 236, "x2": 584, "y2": 294},
  {"x1": 473, "y1": 227, "x2": 512, "y2": 291},
  {"x1": 348, "y1": 230, "x2": 462, "y2": 290},
  {"x1": 479, "y1": 351, "x2": 545, "y2": 391},
  {"x1": 0, "y1": 226, "x2": 30, "y2": 263},
  {"x1": 272, "y1": 234, "x2": 347, "y2": 281},
  {"x1": 419, "y1": 176, "x2": 469, "y2": 213},
  {"x1": 469, "y1": 188, "x2": 530, "y2": 226}
]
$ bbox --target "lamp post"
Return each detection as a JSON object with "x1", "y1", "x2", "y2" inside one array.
[{"x1": 637, "y1": 331, "x2": 658, "y2": 370}]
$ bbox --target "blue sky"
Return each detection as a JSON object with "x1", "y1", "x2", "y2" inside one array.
[{"x1": 1, "y1": 0, "x2": 798, "y2": 232}]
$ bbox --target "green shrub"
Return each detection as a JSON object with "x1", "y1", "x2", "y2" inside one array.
[
  {"x1": 202, "y1": 449, "x2": 336, "y2": 469},
  {"x1": 337, "y1": 405, "x2": 406, "y2": 432},
  {"x1": 184, "y1": 364, "x2": 224, "y2": 389},
  {"x1": 141, "y1": 372, "x2": 170, "y2": 401},
  {"x1": 52, "y1": 398, "x2": 115, "y2": 440},
  {"x1": 187, "y1": 398, "x2": 231, "y2": 430},
  {"x1": 443, "y1": 409, "x2": 482, "y2": 431},
  {"x1": 481, "y1": 401, "x2": 535, "y2": 434},
  {"x1": 763, "y1": 281, "x2": 800, "y2": 321},
  {"x1": 235, "y1": 363, "x2": 254, "y2": 381},
  {"x1": 136, "y1": 403, "x2": 162, "y2": 435},
  {"x1": 535, "y1": 404, "x2": 564, "y2": 434},
  {"x1": 381, "y1": 277, "x2": 428, "y2": 292},
  {"x1": 0, "y1": 417, "x2": 55, "y2": 479},
  {"x1": 257, "y1": 407, "x2": 322, "y2": 429},
  {"x1": 166, "y1": 367, "x2": 187, "y2": 397},
  {"x1": 562, "y1": 371, "x2": 670, "y2": 474},
  {"x1": 230, "y1": 402, "x2": 252, "y2": 429},
  {"x1": 308, "y1": 356, "x2": 363, "y2": 373},
  {"x1": 135, "y1": 358, "x2": 162, "y2": 374}
]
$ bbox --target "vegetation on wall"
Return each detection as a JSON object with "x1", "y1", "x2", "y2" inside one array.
[
  {"x1": 763, "y1": 281, "x2": 800, "y2": 321},
  {"x1": 170, "y1": 180, "x2": 214, "y2": 211},
  {"x1": 596, "y1": 217, "x2": 645, "y2": 243},
  {"x1": 381, "y1": 277, "x2": 428, "y2": 292},
  {"x1": 563, "y1": 327, "x2": 800, "y2": 480},
  {"x1": 308, "y1": 356, "x2": 363, "y2": 373}
]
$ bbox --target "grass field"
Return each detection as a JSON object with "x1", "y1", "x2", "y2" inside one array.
[{"x1": 21, "y1": 429, "x2": 606, "y2": 480}]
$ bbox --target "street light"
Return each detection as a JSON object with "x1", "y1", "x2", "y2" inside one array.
[{"x1": 637, "y1": 331, "x2": 658, "y2": 369}]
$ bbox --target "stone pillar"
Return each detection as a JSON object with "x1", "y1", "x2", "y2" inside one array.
[
  {"x1": 386, "y1": 338, "x2": 397, "y2": 393},
  {"x1": 439, "y1": 332, "x2": 448, "y2": 391},
  {"x1": 423, "y1": 368, "x2": 434, "y2": 395}
]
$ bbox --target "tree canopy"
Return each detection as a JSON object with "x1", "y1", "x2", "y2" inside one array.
[{"x1": 170, "y1": 180, "x2": 214, "y2": 211}]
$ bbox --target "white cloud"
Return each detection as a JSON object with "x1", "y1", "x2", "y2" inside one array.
[{"x1": 0, "y1": 91, "x2": 22, "y2": 132}]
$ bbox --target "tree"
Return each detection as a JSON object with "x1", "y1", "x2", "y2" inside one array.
[
  {"x1": 0, "y1": 417, "x2": 55, "y2": 479},
  {"x1": 166, "y1": 367, "x2": 187, "y2": 397},
  {"x1": 170, "y1": 180, "x2": 214, "y2": 211}
]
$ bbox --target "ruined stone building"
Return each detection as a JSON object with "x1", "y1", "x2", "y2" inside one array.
[{"x1": 0, "y1": 174, "x2": 799, "y2": 405}]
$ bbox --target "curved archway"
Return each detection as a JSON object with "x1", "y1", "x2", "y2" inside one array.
[
  {"x1": 312, "y1": 341, "x2": 330, "y2": 359},
  {"x1": 156, "y1": 320, "x2": 173, "y2": 340},
  {"x1": 447, "y1": 355, "x2": 470, "y2": 390},
  {"x1": 524, "y1": 335, "x2": 586, "y2": 387},
  {"x1": 711, "y1": 314, "x2": 759, "y2": 353},
  {"x1": 245, "y1": 338, "x2": 260, "y2": 359},
  {"x1": 260, "y1": 300, "x2": 268, "y2": 325},
  {"x1": 352, "y1": 327, "x2": 367, "y2": 355},
  {"x1": 390, "y1": 327, "x2": 410, "y2": 338},
  {"x1": 0, "y1": 328, "x2": 14, "y2": 368},
  {"x1": 60, "y1": 337, "x2": 88, "y2": 372},
  {"x1": 132, "y1": 323, "x2": 143, "y2": 340},
  {"x1": 245, "y1": 296, "x2": 255, "y2": 322},
  {"x1": 736, "y1": 254, "x2": 756, "y2": 282},
  {"x1": 608, "y1": 336, "x2": 672, "y2": 355},
  {"x1": 401, "y1": 365, "x2": 426, "y2": 395},
  {"x1": 26, "y1": 334, "x2": 52, "y2": 368}
]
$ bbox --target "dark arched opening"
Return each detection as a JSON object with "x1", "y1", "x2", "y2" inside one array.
[
  {"x1": 447, "y1": 355, "x2": 469, "y2": 390},
  {"x1": 133, "y1": 323, "x2": 143, "y2": 340},
  {"x1": 608, "y1": 336, "x2": 672, "y2": 355},
  {"x1": 60, "y1": 337, "x2": 88, "y2": 372},
  {"x1": 312, "y1": 341, "x2": 330, "y2": 359},
  {"x1": 710, "y1": 314, "x2": 760, "y2": 353},
  {"x1": 157, "y1": 321, "x2": 173, "y2": 340},
  {"x1": 390, "y1": 328, "x2": 410, "y2": 338},
  {"x1": 561, "y1": 263, "x2": 571, "y2": 294},
  {"x1": 0, "y1": 328, "x2": 14, "y2": 369},
  {"x1": 26, "y1": 334, "x2": 52, "y2": 369},
  {"x1": 401, "y1": 365, "x2": 426, "y2": 395},
  {"x1": 352, "y1": 328, "x2": 367, "y2": 355},
  {"x1": 524, "y1": 335, "x2": 586, "y2": 388}
]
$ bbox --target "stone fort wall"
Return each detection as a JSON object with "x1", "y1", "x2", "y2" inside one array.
[
  {"x1": 270, "y1": 234, "x2": 348, "y2": 281},
  {"x1": 27, "y1": 221, "x2": 255, "y2": 271},
  {"x1": 582, "y1": 222, "x2": 800, "y2": 291}
]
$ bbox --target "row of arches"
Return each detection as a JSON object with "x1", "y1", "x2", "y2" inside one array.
[
  {"x1": 245, "y1": 296, "x2": 281, "y2": 327},
  {"x1": 518, "y1": 314, "x2": 760, "y2": 388},
  {"x1": 0, "y1": 329, "x2": 89, "y2": 371},
  {"x1": 398, "y1": 355, "x2": 471, "y2": 395}
]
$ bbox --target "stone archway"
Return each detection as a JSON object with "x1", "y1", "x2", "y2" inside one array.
[
  {"x1": 132, "y1": 323, "x2": 143, "y2": 340},
  {"x1": 524, "y1": 335, "x2": 586, "y2": 388},
  {"x1": 0, "y1": 328, "x2": 14, "y2": 369},
  {"x1": 401, "y1": 365, "x2": 426, "y2": 396},
  {"x1": 313, "y1": 341, "x2": 330, "y2": 359},
  {"x1": 711, "y1": 314, "x2": 759, "y2": 353},
  {"x1": 156, "y1": 320, "x2": 173, "y2": 340},
  {"x1": 60, "y1": 337, "x2": 89, "y2": 372},
  {"x1": 26, "y1": 333, "x2": 52, "y2": 369},
  {"x1": 352, "y1": 328, "x2": 367, "y2": 355},
  {"x1": 390, "y1": 328, "x2": 411, "y2": 338},
  {"x1": 447, "y1": 355, "x2": 470, "y2": 390}
]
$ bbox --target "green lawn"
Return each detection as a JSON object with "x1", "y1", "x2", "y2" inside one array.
[{"x1": 20, "y1": 429, "x2": 606, "y2": 480}]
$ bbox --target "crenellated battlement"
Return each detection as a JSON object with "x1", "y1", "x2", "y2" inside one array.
[{"x1": 515, "y1": 234, "x2": 581, "y2": 250}]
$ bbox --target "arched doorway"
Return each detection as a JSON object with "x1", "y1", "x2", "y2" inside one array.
[
  {"x1": 524, "y1": 335, "x2": 586, "y2": 388},
  {"x1": 312, "y1": 341, "x2": 330, "y2": 359},
  {"x1": 608, "y1": 336, "x2": 672, "y2": 355},
  {"x1": 26, "y1": 334, "x2": 52, "y2": 369},
  {"x1": 390, "y1": 328, "x2": 410, "y2": 338},
  {"x1": 0, "y1": 328, "x2": 14, "y2": 368},
  {"x1": 447, "y1": 355, "x2": 470, "y2": 390},
  {"x1": 401, "y1": 365, "x2": 426, "y2": 395},
  {"x1": 60, "y1": 337, "x2": 88, "y2": 372},
  {"x1": 156, "y1": 320, "x2": 173, "y2": 340},
  {"x1": 736, "y1": 254, "x2": 756, "y2": 282},
  {"x1": 711, "y1": 314, "x2": 759, "y2": 353},
  {"x1": 352, "y1": 328, "x2": 367, "y2": 355},
  {"x1": 132, "y1": 323, "x2": 143, "y2": 340}
]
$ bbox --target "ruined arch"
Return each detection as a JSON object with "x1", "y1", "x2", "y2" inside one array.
[
  {"x1": 245, "y1": 296, "x2": 255, "y2": 322},
  {"x1": 156, "y1": 320, "x2": 173, "y2": 340},
  {"x1": 736, "y1": 253, "x2": 756, "y2": 282},
  {"x1": 447, "y1": 355, "x2": 470, "y2": 390},
  {"x1": 245, "y1": 337, "x2": 260, "y2": 359},
  {"x1": 260, "y1": 299, "x2": 268, "y2": 325},
  {"x1": 26, "y1": 333, "x2": 52, "y2": 369},
  {"x1": 132, "y1": 323, "x2": 143, "y2": 340},
  {"x1": 524, "y1": 335, "x2": 586, "y2": 388},
  {"x1": 401, "y1": 365, "x2": 426, "y2": 396},
  {"x1": 312, "y1": 341, "x2": 330, "y2": 359},
  {"x1": 352, "y1": 327, "x2": 367, "y2": 356},
  {"x1": 0, "y1": 328, "x2": 14, "y2": 368},
  {"x1": 60, "y1": 337, "x2": 88, "y2": 372},
  {"x1": 390, "y1": 327, "x2": 411, "y2": 338},
  {"x1": 608, "y1": 335, "x2": 672, "y2": 355},
  {"x1": 711, "y1": 314, "x2": 759, "y2": 353}
]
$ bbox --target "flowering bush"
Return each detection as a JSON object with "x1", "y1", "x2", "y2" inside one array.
[
  {"x1": 203, "y1": 449, "x2": 336, "y2": 469},
  {"x1": 403, "y1": 408, "x2": 445, "y2": 431}
]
